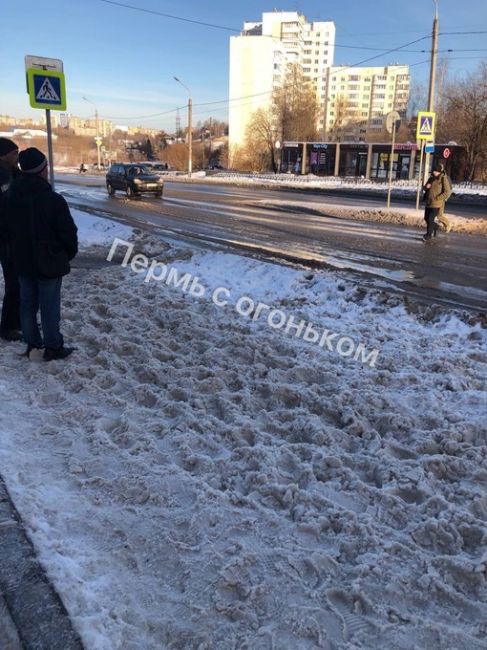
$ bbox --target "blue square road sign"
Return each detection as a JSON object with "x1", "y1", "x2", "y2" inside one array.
[{"x1": 27, "y1": 68, "x2": 66, "y2": 111}]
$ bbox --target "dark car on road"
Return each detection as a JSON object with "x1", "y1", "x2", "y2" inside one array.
[{"x1": 106, "y1": 163, "x2": 164, "y2": 198}]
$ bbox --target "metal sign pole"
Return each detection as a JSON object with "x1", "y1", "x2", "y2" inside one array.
[
  {"x1": 386, "y1": 119, "x2": 397, "y2": 208},
  {"x1": 415, "y1": 141, "x2": 425, "y2": 210},
  {"x1": 45, "y1": 109, "x2": 55, "y2": 190}
]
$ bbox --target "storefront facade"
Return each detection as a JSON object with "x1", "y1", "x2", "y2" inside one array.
[{"x1": 280, "y1": 142, "x2": 466, "y2": 182}]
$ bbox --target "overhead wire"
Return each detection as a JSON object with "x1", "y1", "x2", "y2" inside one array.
[{"x1": 99, "y1": 0, "x2": 239, "y2": 31}]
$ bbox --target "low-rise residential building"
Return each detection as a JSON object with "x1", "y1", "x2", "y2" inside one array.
[{"x1": 323, "y1": 65, "x2": 410, "y2": 140}]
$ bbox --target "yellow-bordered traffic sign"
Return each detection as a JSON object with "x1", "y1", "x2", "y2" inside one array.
[
  {"x1": 416, "y1": 111, "x2": 436, "y2": 141},
  {"x1": 27, "y1": 68, "x2": 66, "y2": 110}
]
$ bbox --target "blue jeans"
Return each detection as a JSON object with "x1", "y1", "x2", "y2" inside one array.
[{"x1": 19, "y1": 277, "x2": 63, "y2": 349}]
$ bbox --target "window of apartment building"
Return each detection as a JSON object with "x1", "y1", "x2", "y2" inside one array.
[
  {"x1": 374, "y1": 84, "x2": 386, "y2": 89},
  {"x1": 324, "y1": 41, "x2": 329, "y2": 45},
  {"x1": 372, "y1": 118, "x2": 383, "y2": 125},
  {"x1": 314, "y1": 68, "x2": 319, "y2": 73},
  {"x1": 374, "y1": 93, "x2": 385, "y2": 99},
  {"x1": 375, "y1": 75, "x2": 387, "y2": 80},
  {"x1": 349, "y1": 75, "x2": 360, "y2": 81},
  {"x1": 304, "y1": 49, "x2": 312, "y2": 54},
  {"x1": 314, "y1": 59, "x2": 319, "y2": 63},
  {"x1": 323, "y1": 59, "x2": 328, "y2": 64},
  {"x1": 303, "y1": 59, "x2": 312, "y2": 64},
  {"x1": 304, "y1": 40, "x2": 312, "y2": 45},
  {"x1": 303, "y1": 67, "x2": 311, "y2": 72},
  {"x1": 361, "y1": 112, "x2": 368, "y2": 117}
]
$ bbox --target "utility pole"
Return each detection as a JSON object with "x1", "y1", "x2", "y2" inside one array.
[
  {"x1": 424, "y1": 0, "x2": 439, "y2": 181},
  {"x1": 83, "y1": 96, "x2": 102, "y2": 170},
  {"x1": 208, "y1": 116, "x2": 212, "y2": 165},
  {"x1": 95, "y1": 107, "x2": 101, "y2": 170},
  {"x1": 188, "y1": 97, "x2": 192, "y2": 177},
  {"x1": 174, "y1": 77, "x2": 192, "y2": 177}
]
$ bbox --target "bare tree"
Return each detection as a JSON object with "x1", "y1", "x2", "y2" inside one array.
[
  {"x1": 328, "y1": 94, "x2": 350, "y2": 142},
  {"x1": 247, "y1": 107, "x2": 279, "y2": 172},
  {"x1": 272, "y1": 64, "x2": 319, "y2": 142},
  {"x1": 408, "y1": 81, "x2": 428, "y2": 118},
  {"x1": 437, "y1": 62, "x2": 487, "y2": 180}
]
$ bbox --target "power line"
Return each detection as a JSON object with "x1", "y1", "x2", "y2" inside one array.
[
  {"x1": 104, "y1": 105, "x2": 184, "y2": 120},
  {"x1": 94, "y1": 34, "x2": 431, "y2": 122},
  {"x1": 99, "y1": 0, "x2": 239, "y2": 32},
  {"x1": 440, "y1": 30, "x2": 487, "y2": 35},
  {"x1": 335, "y1": 43, "x2": 487, "y2": 53}
]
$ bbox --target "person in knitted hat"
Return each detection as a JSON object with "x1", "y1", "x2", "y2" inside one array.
[
  {"x1": 3, "y1": 147, "x2": 78, "y2": 360},
  {"x1": 422, "y1": 160, "x2": 452, "y2": 241},
  {"x1": 0, "y1": 137, "x2": 22, "y2": 340}
]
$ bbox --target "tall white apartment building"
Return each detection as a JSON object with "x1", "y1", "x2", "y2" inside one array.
[
  {"x1": 229, "y1": 11, "x2": 411, "y2": 150},
  {"x1": 229, "y1": 11, "x2": 336, "y2": 148},
  {"x1": 323, "y1": 65, "x2": 410, "y2": 140}
]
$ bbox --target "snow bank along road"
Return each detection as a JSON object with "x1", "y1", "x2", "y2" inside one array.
[
  {"x1": 0, "y1": 213, "x2": 486, "y2": 649},
  {"x1": 58, "y1": 178, "x2": 487, "y2": 312}
]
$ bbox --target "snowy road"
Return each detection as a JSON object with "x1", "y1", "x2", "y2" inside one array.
[{"x1": 58, "y1": 179, "x2": 487, "y2": 312}]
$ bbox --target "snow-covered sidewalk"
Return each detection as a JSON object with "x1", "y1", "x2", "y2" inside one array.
[{"x1": 0, "y1": 211, "x2": 486, "y2": 649}]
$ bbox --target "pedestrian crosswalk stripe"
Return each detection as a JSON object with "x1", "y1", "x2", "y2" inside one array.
[{"x1": 36, "y1": 78, "x2": 60, "y2": 102}]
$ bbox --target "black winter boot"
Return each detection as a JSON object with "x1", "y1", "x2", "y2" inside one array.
[{"x1": 44, "y1": 346, "x2": 75, "y2": 361}]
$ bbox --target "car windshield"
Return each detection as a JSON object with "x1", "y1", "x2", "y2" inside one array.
[{"x1": 127, "y1": 166, "x2": 151, "y2": 176}]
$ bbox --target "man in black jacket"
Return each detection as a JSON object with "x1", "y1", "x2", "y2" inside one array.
[
  {"x1": 0, "y1": 137, "x2": 22, "y2": 341},
  {"x1": 4, "y1": 148, "x2": 78, "y2": 360}
]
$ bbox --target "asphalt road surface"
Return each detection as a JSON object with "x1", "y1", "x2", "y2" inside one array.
[{"x1": 58, "y1": 176, "x2": 487, "y2": 312}]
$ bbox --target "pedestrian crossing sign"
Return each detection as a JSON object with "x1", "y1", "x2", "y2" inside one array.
[
  {"x1": 27, "y1": 68, "x2": 66, "y2": 110},
  {"x1": 416, "y1": 111, "x2": 436, "y2": 141}
]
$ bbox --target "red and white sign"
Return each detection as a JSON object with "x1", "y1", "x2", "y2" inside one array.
[{"x1": 443, "y1": 147, "x2": 451, "y2": 159}]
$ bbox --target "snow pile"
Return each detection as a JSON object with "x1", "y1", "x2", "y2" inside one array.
[
  {"x1": 184, "y1": 171, "x2": 487, "y2": 199},
  {"x1": 74, "y1": 208, "x2": 133, "y2": 249},
  {"x1": 0, "y1": 216, "x2": 486, "y2": 650}
]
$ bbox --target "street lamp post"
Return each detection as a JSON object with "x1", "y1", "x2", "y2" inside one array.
[
  {"x1": 83, "y1": 96, "x2": 102, "y2": 170},
  {"x1": 174, "y1": 77, "x2": 192, "y2": 177}
]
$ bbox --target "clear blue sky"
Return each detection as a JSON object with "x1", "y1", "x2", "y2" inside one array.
[{"x1": 1, "y1": 0, "x2": 486, "y2": 132}]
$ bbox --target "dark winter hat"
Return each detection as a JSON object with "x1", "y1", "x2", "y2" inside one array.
[
  {"x1": 432, "y1": 161, "x2": 444, "y2": 173},
  {"x1": 19, "y1": 147, "x2": 47, "y2": 174},
  {"x1": 0, "y1": 138, "x2": 18, "y2": 156}
]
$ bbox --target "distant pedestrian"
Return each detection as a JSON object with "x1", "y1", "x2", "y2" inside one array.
[
  {"x1": 79, "y1": 162, "x2": 87, "y2": 173},
  {"x1": 3, "y1": 147, "x2": 78, "y2": 360},
  {"x1": 0, "y1": 137, "x2": 22, "y2": 341},
  {"x1": 422, "y1": 162, "x2": 452, "y2": 241}
]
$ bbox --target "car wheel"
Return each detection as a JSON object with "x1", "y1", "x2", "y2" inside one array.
[
  {"x1": 107, "y1": 183, "x2": 115, "y2": 196},
  {"x1": 155, "y1": 191, "x2": 163, "y2": 198}
]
